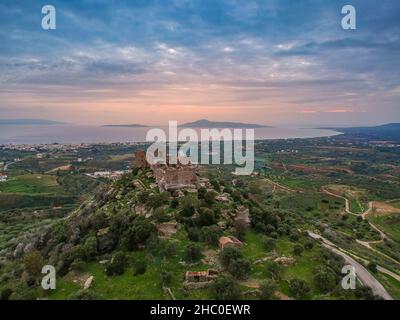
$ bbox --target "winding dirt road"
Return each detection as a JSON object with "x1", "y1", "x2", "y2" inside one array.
[{"x1": 321, "y1": 188, "x2": 400, "y2": 267}]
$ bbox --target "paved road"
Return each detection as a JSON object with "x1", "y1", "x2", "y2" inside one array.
[
  {"x1": 307, "y1": 231, "x2": 393, "y2": 300},
  {"x1": 3, "y1": 159, "x2": 22, "y2": 171}
]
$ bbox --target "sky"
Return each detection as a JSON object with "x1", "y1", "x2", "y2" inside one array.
[{"x1": 0, "y1": 0, "x2": 399, "y2": 126}]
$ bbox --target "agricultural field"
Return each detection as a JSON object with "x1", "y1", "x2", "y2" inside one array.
[{"x1": 0, "y1": 174, "x2": 63, "y2": 194}]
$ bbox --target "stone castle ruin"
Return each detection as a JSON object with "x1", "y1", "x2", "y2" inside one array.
[
  {"x1": 134, "y1": 150, "x2": 150, "y2": 169},
  {"x1": 134, "y1": 149, "x2": 198, "y2": 192}
]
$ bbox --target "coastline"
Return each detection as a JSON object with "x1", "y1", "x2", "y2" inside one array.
[{"x1": 0, "y1": 124, "x2": 341, "y2": 145}]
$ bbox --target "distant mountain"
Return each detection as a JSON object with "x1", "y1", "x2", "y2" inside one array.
[
  {"x1": 103, "y1": 124, "x2": 149, "y2": 127},
  {"x1": 180, "y1": 119, "x2": 271, "y2": 128},
  {"x1": 0, "y1": 119, "x2": 65, "y2": 125},
  {"x1": 325, "y1": 123, "x2": 400, "y2": 141}
]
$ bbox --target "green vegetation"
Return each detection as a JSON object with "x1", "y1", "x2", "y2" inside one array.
[
  {"x1": 1, "y1": 137, "x2": 399, "y2": 301},
  {"x1": 370, "y1": 215, "x2": 400, "y2": 242}
]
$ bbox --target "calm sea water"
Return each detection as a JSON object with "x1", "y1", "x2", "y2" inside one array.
[{"x1": 0, "y1": 125, "x2": 340, "y2": 144}]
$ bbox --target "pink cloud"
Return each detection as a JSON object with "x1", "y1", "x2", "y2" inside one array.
[
  {"x1": 325, "y1": 109, "x2": 355, "y2": 113},
  {"x1": 300, "y1": 109, "x2": 318, "y2": 114}
]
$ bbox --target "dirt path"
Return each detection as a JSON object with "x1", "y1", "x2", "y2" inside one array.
[
  {"x1": 321, "y1": 187, "x2": 353, "y2": 215},
  {"x1": 321, "y1": 187, "x2": 400, "y2": 267},
  {"x1": 321, "y1": 188, "x2": 392, "y2": 243},
  {"x1": 264, "y1": 178, "x2": 293, "y2": 192},
  {"x1": 307, "y1": 231, "x2": 393, "y2": 300},
  {"x1": 264, "y1": 178, "x2": 296, "y2": 193}
]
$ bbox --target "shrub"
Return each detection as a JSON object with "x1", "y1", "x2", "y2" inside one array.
[
  {"x1": 289, "y1": 278, "x2": 310, "y2": 299},
  {"x1": 289, "y1": 229, "x2": 300, "y2": 241},
  {"x1": 161, "y1": 271, "x2": 173, "y2": 286},
  {"x1": 10, "y1": 282, "x2": 37, "y2": 300},
  {"x1": 69, "y1": 259, "x2": 85, "y2": 272},
  {"x1": 269, "y1": 231, "x2": 279, "y2": 239},
  {"x1": 200, "y1": 225, "x2": 222, "y2": 245},
  {"x1": 137, "y1": 190, "x2": 150, "y2": 203},
  {"x1": 313, "y1": 266, "x2": 337, "y2": 293},
  {"x1": 153, "y1": 207, "x2": 169, "y2": 222},
  {"x1": 105, "y1": 251, "x2": 128, "y2": 276},
  {"x1": 262, "y1": 237, "x2": 276, "y2": 251},
  {"x1": 219, "y1": 246, "x2": 242, "y2": 268},
  {"x1": 210, "y1": 276, "x2": 241, "y2": 300},
  {"x1": 231, "y1": 190, "x2": 242, "y2": 202},
  {"x1": 204, "y1": 191, "x2": 217, "y2": 205},
  {"x1": 133, "y1": 260, "x2": 147, "y2": 276},
  {"x1": 267, "y1": 262, "x2": 284, "y2": 280},
  {"x1": 197, "y1": 208, "x2": 216, "y2": 226},
  {"x1": 148, "y1": 192, "x2": 170, "y2": 209},
  {"x1": 293, "y1": 244, "x2": 304, "y2": 256},
  {"x1": 259, "y1": 280, "x2": 277, "y2": 300},
  {"x1": 0, "y1": 288, "x2": 13, "y2": 301},
  {"x1": 227, "y1": 259, "x2": 251, "y2": 280},
  {"x1": 233, "y1": 219, "x2": 247, "y2": 240},
  {"x1": 180, "y1": 195, "x2": 200, "y2": 217},
  {"x1": 210, "y1": 180, "x2": 221, "y2": 192},
  {"x1": 170, "y1": 197, "x2": 179, "y2": 209},
  {"x1": 354, "y1": 286, "x2": 381, "y2": 300},
  {"x1": 265, "y1": 224, "x2": 275, "y2": 234},
  {"x1": 186, "y1": 227, "x2": 201, "y2": 242},
  {"x1": 224, "y1": 186, "x2": 233, "y2": 194},
  {"x1": 125, "y1": 217, "x2": 153, "y2": 250},
  {"x1": 367, "y1": 262, "x2": 378, "y2": 273},
  {"x1": 23, "y1": 251, "x2": 44, "y2": 278},
  {"x1": 304, "y1": 240, "x2": 314, "y2": 250},
  {"x1": 184, "y1": 244, "x2": 203, "y2": 262},
  {"x1": 197, "y1": 187, "x2": 207, "y2": 199},
  {"x1": 81, "y1": 236, "x2": 98, "y2": 261},
  {"x1": 163, "y1": 242, "x2": 177, "y2": 259}
]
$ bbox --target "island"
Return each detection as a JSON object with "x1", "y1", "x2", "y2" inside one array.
[
  {"x1": 180, "y1": 119, "x2": 271, "y2": 128},
  {"x1": 103, "y1": 124, "x2": 149, "y2": 127}
]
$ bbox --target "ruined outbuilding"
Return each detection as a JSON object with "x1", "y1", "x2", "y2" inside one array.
[
  {"x1": 155, "y1": 222, "x2": 179, "y2": 238},
  {"x1": 218, "y1": 236, "x2": 243, "y2": 250},
  {"x1": 183, "y1": 269, "x2": 219, "y2": 289}
]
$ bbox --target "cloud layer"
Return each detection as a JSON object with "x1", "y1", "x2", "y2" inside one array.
[{"x1": 0, "y1": 0, "x2": 399, "y2": 125}]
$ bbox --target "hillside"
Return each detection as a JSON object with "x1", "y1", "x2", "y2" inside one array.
[
  {"x1": 0, "y1": 164, "x2": 386, "y2": 300},
  {"x1": 327, "y1": 123, "x2": 400, "y2": 141}
]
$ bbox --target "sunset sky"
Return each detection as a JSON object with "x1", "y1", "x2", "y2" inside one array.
[{"x1": 0, "y1": 0, "x2": 399, "y2": 126}]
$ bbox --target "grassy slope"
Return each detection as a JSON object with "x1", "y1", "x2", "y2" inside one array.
[{"x1": 370, "y1": 214, "x2": 400, "y2": 243}]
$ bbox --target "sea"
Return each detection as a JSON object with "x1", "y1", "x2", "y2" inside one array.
[{"x1": 0, "y1": 125, "x2": 341, "y2": 144}]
